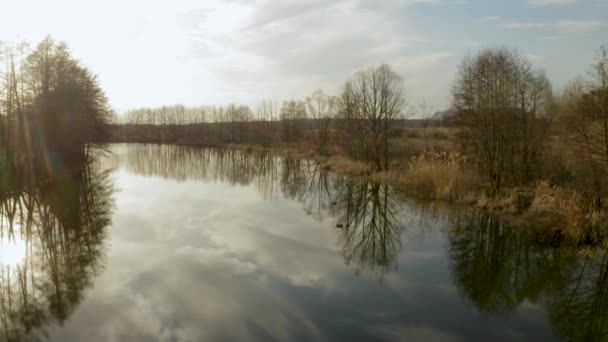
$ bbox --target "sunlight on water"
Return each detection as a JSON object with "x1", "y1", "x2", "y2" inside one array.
[{"x1": 0, "y1": 235, "x2": 26, "y2": 268}]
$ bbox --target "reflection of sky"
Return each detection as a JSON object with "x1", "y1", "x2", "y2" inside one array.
[{"x1": 46, "y1": 167, "x2": 556, "y2": 341}]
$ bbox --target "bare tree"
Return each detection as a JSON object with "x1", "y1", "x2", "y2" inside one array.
[
  {"x1": 342, "y1": 64, "x2": 406, "y2": 170},
  {"x1": 255, "y1": 99, "x2": 278, "y2": 147},
  {"x1": 305, "y1": 89, "x2": 335, "y2": 155},
  {"x1": 452, "y1": 48, "x2": 552, "y2": 192},
  {"x1": 417, "y1": 100, "x2": 434, "y2": 151},
  {"x1": 280, "y1": 100, "x2": 307, "y2": 144},
  {"x1": 568, "y1": 46, "x2": 608, "y2": 206}
]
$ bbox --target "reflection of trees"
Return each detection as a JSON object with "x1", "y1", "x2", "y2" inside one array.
[
  {"x1": 332, "y1": 178, "x2": 404, "y2": 276},
  {"x1": 300, "y1": 164, "x2": 333, "y2": 221},
  {"x1": 547, "y1": 252, "x2": 608, "y2": 342},
  {"x1": 117, "y1": 144, "x2": 408, "y2": 277},
  {"x1": 115, "y1": 144, "x2": 282, "y2": 192},
  {"x1": 0, "y1": 158, "x2": 113, "y2": 341},
  {"x1": 448, "y1": 210, "x2": 572, "y2": 314},
  {"x1": 447, "y1": 209, "x2": 608, "y2": 341},
  {"x1": 254, "y1": 152, "x2": 279, "y2": 200},
  {"x1": 280, "y1": 158, "x2": 307, "y2": 201}
]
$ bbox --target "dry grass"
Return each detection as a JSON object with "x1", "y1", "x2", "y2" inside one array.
[
  {"x1": 226, "y1": 141, "x2": 608, "y2": 246},
  {"x1": 528, "y1": 181, "x2": 608, "y2": 245},
  {"x1": 317, "y1": 156, "x2": 373, "y2": 176},
  {"x1": 396, "y1": 150, "x2": 481, "y2": 202}
]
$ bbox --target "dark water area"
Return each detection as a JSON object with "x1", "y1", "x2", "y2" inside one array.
[{"x1": 0, "y1": 143, "x2": 607, "y2": 341}]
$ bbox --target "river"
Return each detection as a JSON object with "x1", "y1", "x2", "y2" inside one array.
[{"x1": 0, "y1": 144, "x2": 605, "y2": 341}]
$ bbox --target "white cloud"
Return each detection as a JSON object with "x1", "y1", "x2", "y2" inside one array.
[
  {"x1": 0, "y1": 0, "x2": 602, "y2": 111},
  {"x1": 503, "y1": 21, "x2": 546, "y2": 29},
  {"x1": 555, "y1": 20, "x2": 607, "y2": 33},
  {"x1": 395, "y1": 51, "x2": 453, "y2": 73},
  {"x1": 184, "y1": 0, "x2": 445, "y2": 105},
  {"x1": 536, "y1": 35, "x2": 564, "y2": 41},
  {"x1": 529, "y1": 0, "x2": 577, "y2": 6},
  {"x1": 478, "y1": 16, "x2": 500, "y2": 23},
  {"x1": 525, "y1": 53, "x2": 546, "y2": 61}
]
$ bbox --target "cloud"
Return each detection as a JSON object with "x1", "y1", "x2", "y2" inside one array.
[
  {"x1": 371, "y1": 325, "x2": 463, "y2": 342},
  {"x1": 503, "y1": 21, "x2": 546, "y2": 29},
  {"x1": 442, "y1": 0, "x2": 471, "y2": 4},
  {"x1": 184, "y1": 0, "x2": 442, "y2": 104},
  {"x1": 395, "y1": 51, "x2": 453, "y2": 73},
  {"x1": 525, "y1": 53, "x2": 546, "y2": 61},
  {"x1": 529, "y1": 0, "x2": 577, "y2": 6},
  {"x1": 2, "y1": 0, "x2": 601, "y2": 111},
  {"x1": 479, "y1": 15, "x2": 605, "y2": 34},
  {"x1": 536, "y1": 35, "x2": 563, "y2": 41},
  {"x1": 554, "y1": 20, "x2": 607, "y2": 33},
  {"x1": 477, "y1": 16, "x2": 500, "y2": 23}
]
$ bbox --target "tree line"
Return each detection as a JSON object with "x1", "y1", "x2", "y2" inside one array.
[
  {"x1": 2, "y1": 36, "x2": 605, "y2": 207},
  {"x1": 116, "y1": 45, "x2": 608, "y2": 208},
  {"x1": 115, "y1": 64, "x2": 407, "y2": 171},
  {"x1": 0, "y1": 36, "x2": 111, "y2": 170}
]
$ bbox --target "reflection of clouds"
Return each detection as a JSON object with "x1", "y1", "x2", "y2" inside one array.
[
  {"x1": 47, "y1": 146, "x2": 564, "y2": 341},
  {"x1": 47, "y1": 175, "x2": 342, "y2": 340},
  {"x1": 370, "y1": 325, "x2": 463, "y2": 342},
  {"x1": 52, "y1": 243, "x2": 329, "y2": 341},
  {"x1": 175, "y1": 246, "x2": 258, "y2": 275}
]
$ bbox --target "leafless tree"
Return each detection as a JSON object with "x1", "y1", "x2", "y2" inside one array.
[
  {"x1": 341, "y1": 64, "x2": 406, "y2": 170},
  {"x1": 452, "y1": 48, "x2": 553, "y2": 192},
  {"x1": 567, "y1": 46, "x2": 608, "y2": 206},
  {"x1": 305, "y1": 89, "x2": 336, "y2": 155},
  {"x1": 417, "y1": 100, "x2": 434, "y2": 151},
  {"x1": 280, "y1": 100, "x2": 307, "y2": 144}
]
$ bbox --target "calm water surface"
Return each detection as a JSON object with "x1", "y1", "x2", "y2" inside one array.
[{"x1": 1, "y1": 144, "x2": 606, "y2": 341}]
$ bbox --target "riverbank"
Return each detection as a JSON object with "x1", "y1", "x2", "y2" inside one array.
[{"x1": 224, "y1": 143, "x2": 608, "y2": 247}]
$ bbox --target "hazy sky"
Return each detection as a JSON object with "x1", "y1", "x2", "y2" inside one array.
[{"x1": 1, "y1": 0, "x2": 606, "y2": 112}]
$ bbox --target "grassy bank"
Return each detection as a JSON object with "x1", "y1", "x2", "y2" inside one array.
[{"x1": 223, "y1": 141, "x2": 608, "y2": 247}]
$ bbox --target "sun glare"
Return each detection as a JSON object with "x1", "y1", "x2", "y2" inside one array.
[{"x1": 0, "y1": 236, "x2": 27, "y2": 268}]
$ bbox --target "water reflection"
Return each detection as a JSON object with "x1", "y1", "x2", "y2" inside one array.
[
  {"x1": 114, "y1": 144, "x2": 407, "y2": 277},
  {"x1": 0, "y1": 157, "x2": 114, "y2": 341},
  {"x1": 547, "y1": 252, "x2": 608, "y2": 342},
  {"x1": 449, "y1": 211, "x2": 563, "y2": 313},
  {"x1": 447, "y1": 210, "x2": 608, "y2": 341},
  {"x1": 89, "y1": 144, "x2": 608, "y2": 341},
  {"x1": 333, "y1": 179, "x2": 404, "y2": 275}
]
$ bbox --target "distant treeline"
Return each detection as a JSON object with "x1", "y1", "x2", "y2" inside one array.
[
  {"x1": 117, "y1": 65, "x2": 409, "y2": 170},
  {"x1": 107, "y1": 118, "x2": 450, "y2": 146},
  {"x1": 114, "y1": 45, "x2": 608, "y2": 209}
]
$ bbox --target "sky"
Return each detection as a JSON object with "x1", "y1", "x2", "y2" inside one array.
[{"x1": 0, "y1": 0, "x2": 606, "y2": 112}]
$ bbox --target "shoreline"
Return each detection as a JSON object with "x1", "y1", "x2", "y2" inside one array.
[
  {"x1": 104, "y1": 141, "x2": 608, "y2": 247},
  {"x1": 221, "y1": 143, "x2": 608, "y2": 248}
]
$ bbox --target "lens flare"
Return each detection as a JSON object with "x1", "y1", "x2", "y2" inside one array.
[{"x1": 0, "y1": 236, "x2": 27, "y2": 268}]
